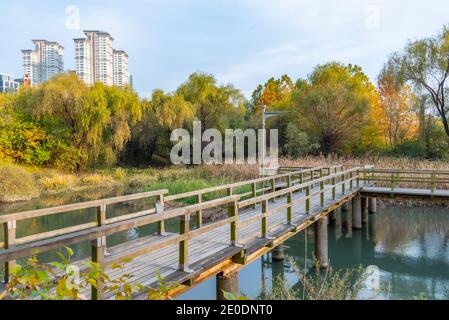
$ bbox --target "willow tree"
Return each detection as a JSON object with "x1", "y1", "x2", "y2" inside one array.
[
  {"x1": 387, "y1": 25, "x2": 449, "y2": 141},
  {"x1": 176, "y1": 73, "x2": 247, "y2": 133},
  {"x1": 292, "y1": 63, "x2": 377, "y2": 155},
  {"x1": 125, "y1": 89, "x2": 194, "y2": 164},
  {"x1": 14, "y1": 73, "x2": 142, "y2": 169}
]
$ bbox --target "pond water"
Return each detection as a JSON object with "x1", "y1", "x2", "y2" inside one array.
[{"x1": 1, "y1": 191, "x2": 449, "y2": 300}]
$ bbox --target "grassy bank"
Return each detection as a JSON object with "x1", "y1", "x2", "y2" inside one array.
[{"x1": 0, "y1": 163, "x2": 259, "y2": 204}]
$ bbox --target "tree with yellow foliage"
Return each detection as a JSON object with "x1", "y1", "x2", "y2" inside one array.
[{"x1": 375, "y1": 69, "x2": 419, "y2": 150}]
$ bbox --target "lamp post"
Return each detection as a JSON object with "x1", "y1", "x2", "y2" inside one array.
[{"x1": 260, "y1": 105, "x2": 288, "y2": 176}]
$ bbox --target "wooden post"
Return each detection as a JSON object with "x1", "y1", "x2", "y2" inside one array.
[
  {"x1": 195, "y1": 194, "x2": 203, "y2": 228},
  {"x1": 157, "y1": 194, "x2": 166, "y2": 235},
  {"x1": 314, "y1": 217, "x2": 328, "y2": 269},
  {"x1": 216, "y1": 272, "x2": 238, "y2": 300},
  {"x1": 229, "y1": 200, "x2": 238, "y2": 246},
  {"x1": 3, "y1": 220, "x2": 16, "y2": 284},
  {"x1": 320, "y1": 181, "x2": 324, "y2": 206},
  {"x1": 287, "y1": 192, "x2": 293, "y2": 225},
  {"x1": 178, "y1": 214, "x2": 191, "y2": 272},
  {"x1": 91, "y1": 236, "x2": 106, "y2": 300},
  {"x1": 352, "y1": 195, "x2": 362, "y2": 230},
  {"x1": 252, "y1": 182, "x2": 257, "y2": 209},
  {"x1": 332, "y1": 177, "x2": 336, "y2": 200},
  {"x1": 306, "y1": 186, "x2": 310, "y2": 214},
  {"x1": 262, "y1": 200, "x2": 268, "y2": 238},
  {"x1": 356, "y1": 169, "x2": 360, "y2": 188},
  {"x1": 349, "y1": 171, "x2": 353, "y2": 190}
]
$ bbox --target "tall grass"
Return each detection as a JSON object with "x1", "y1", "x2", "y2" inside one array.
[{"x1": 0, "y1": 165, "x2": 39, "y2": 202}]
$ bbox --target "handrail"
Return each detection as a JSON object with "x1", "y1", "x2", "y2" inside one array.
[
  {"x1": 165, "y1": 165, "x2": 341, "y2": 203},
  {"x1": 238, "y1": 167, "x2": 361, "y2": 208},
  {"x1": 0, "y1": 189, "x2": 169, "y2": 224}
]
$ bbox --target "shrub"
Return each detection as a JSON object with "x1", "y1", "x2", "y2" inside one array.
[
  {"x1": 0, "y1": 164, "x2": 39, "y2": 202},
  {"x1": 284, "y1": 123, "x2": 320, "y2": 158}
]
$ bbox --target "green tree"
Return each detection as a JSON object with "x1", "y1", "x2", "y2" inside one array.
[{"x1": 292, "y1": 63, "x2": 377, "y2": 155}]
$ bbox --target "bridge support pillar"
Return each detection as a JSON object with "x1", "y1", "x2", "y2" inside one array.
[
  {"x1": 342, "y1": 201, "x2": 350, "y2": 211},
  {"x1": 329, "y1": 210, "x2": 337, "y2": 222},
  {"x1": 314, "y1": 216, "x2": 329, "y2": 269},
  {"x1": 361, "y1": 197, "x2": 368, "y2": 224},
  {"x1": 271, "y1": 244, "x2": 285, "y2": 261},
  {"x1": 216, "y1": 272, "x2": 238, "y2": 300},
  {"x1": 352, "y1": 195, "x2": 362, "y2": 230},
  {"x1": 369, "y1": 198, "x2": 377, "y2": 214}
]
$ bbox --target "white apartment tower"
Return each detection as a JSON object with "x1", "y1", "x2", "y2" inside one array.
[
  {"x1": 75, "y1": 31, "x2": 129, "y2": 87},
  {"x1": 22, "y1": 40, "x2": 64, "y2": 85},
  {"x1": 113, "y1": 50, "x2": 130, "y2": 87}
]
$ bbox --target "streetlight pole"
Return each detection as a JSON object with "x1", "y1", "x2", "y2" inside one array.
[{"x1": 260, "y1": 105, "x2": 288, "y2": 177}]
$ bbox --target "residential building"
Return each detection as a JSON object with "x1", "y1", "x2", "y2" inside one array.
[
  {"x1": 74, "y1": 30, "x2": 129, "y2": 87},
  {"x1": 113, "y1": 50, "x2": 129, "y2": 87},
  {"x1": 0, "y1": 74, "x2": 20, "y2": 93},
  {"x1": 22, "y1": 40, "x2": 64, "y2": 85}
]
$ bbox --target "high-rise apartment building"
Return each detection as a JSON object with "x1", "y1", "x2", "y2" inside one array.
[
  {"x1": 22, "y1": 40, "x2": 64, "y2": 85},
  {"x1": 75, "y1": 31, "x2": 129, "y2": 87},
  {"x1": 113, "y1": 50, "x2": 130, "y2": 87}
]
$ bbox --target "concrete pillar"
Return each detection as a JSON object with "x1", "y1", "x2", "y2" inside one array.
[
  {"x1": 361, "y1": 197, "x2": 368, "y2": 224},
  {"x1": 334, "y1": 209, "x2": 342, "y2": 240},
  {"x1": 314, "y1": 216, "x2": 329, "y2": 269},
  {"x1": 271, "y1": 244, "x2": 285, "y2": 261},
  {"x1": 352, "y1": 195, "x2": 362, "y2": 230},
  {"x1": 369, "y1": 198, "x2": 377, "y2": 214},
  {"x1": 216, "y1": 272, "x2": 238, "y2": 300},
  {"x1": 342, "y1": 201, "x2": 350, "y2": 211},
  {"x1": 329, "y1": 210, "x2": 337, "y2": 222}
]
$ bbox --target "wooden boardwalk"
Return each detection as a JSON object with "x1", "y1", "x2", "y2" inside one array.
[{"x1": 1, "y1": 165, "x2": 448, "y2": 300}]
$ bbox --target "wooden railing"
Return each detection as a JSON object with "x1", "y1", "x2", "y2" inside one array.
[
  {"x1": 164, "y1": 165, "x2": 346, "y2": 228},
  {"x1": 359, "y1": 168, "x2": 449, "y2": 192},
  {"x1": 0, "y1": 165, "x2": 364, "y2": 299}
]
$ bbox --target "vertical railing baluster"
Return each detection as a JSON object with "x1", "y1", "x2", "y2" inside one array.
[
  {"x1": 91, "y1": 235, "x2": 106, "y2": 300},
  {"x1": 229, "y1": 200, "x2": 238, "y2": 246},
  {"x1": 3, "y1": 220, "x2": 16, "y2": 284},
  {"x1": 252, "y1": 182, "x2": 257, "y2": 209},
  {"x1": 320, "y1": 181, "x2": 324, "y2": 206},
  {"x1": 350, "y1": 171, "x2": 353, "y2": 190},
  {"x1": 195, "y1": 194, "x2": 203, "y2": 228},
  {"x1": 306, "y1": 186, "x2": 310, "y2": 214},
  {"x1": 332, "y1": 177, "x2": 336, "y2": 200},
  {"x1": 157, "y1": 194, "x2": 166, "y2": 235},
  {"x1": 262, "y1": 200, "x2": 268, "y2": 238},
  {"x1": 287, "y1": 192, "x2": 293, "y2": 225},
  {"x1": 178, "y1": 214, "x2": 191, "y2": 272}
]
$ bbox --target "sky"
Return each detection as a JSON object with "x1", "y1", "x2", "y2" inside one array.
[{"x1": 1, "y1": 0, "x2": 449, "y2": 98}]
